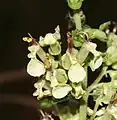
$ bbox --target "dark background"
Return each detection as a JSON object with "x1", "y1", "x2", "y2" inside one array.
[{"x1": 0, "y1": 0, "x2": 117, "y2": 120}]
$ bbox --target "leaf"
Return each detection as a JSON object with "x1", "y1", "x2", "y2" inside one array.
[
  {"x1": 92, "y1": 83, "x2": 116, "y2": 104},
  {"x1": 99, "y1": 21, "x2": 111, "y2": 31},
  {"x1": 48, "y1": 42, "x2": 61, "y2": 55},
  {"x1": 27, "y1": 59, "x2": 45, "y2": 77},
  {"x1": 105, "y1": 46, "x2": 117, "y2": 65},
  {"x1": 84, "y1": 28, "x2": 107, "y2": 42},
  {"x1": 52, "y1": 84, "x2": 72, "y2": 99},
  {"x1": 112, "y1": 62, "x2": 117, "y2": 70},
  {"x1": 107, "y1": 33, "x2": 117, "y2": 47},
  {"x1": 108, "y1": 70, "x2": 117, "y2": 80},
  {"x1": 91, "y1": 29, "x2": 107, "y2": 42},
  {"x1": 68, "y1": 63, "x2": 86, "y2": 83}
]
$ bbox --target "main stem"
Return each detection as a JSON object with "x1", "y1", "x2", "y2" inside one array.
[{"x1": 79, "y1": 65, "x2": 88, "y2": 120}]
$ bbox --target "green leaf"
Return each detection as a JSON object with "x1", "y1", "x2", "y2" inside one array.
[
  {"x1": 67, "y1": 0, "x2": 84, "y2": 10},
  {"x1": 68, "y1": 63, "x2": 86, "y2": 83},
  {"x1": 49, "y1": 42, "x2": 61, "y2": 55},
  {"x1": 84, "y1": 28, "x2": 107, "y2": 42},
  {"x1": 92, "y1": 83, "x2": 116, "y2": 104},
  {"x1": 104, "y1": 46, "x2": 117, "y2": 65},
  {"x1": 99, "y1": 21, "x2": 111, "y2": 31},
  {"x1": 27, "y1": 59, "x2": 45, "y2": 77},
  {"x1": 108, "y1": 70, "x2": 117, "y2": 80},
  {"x1": 91, "y1": 29, "x2": 107, "y2": 42},
  {"x1": 107, "y1": 33, "x2": 117, "y2": 47},
  {"x1": 112, "y1": 62, "x2": 117, "y2": 70},
  {"x1": 52, "y1": 84, "x2": 72, "y2": 99}
]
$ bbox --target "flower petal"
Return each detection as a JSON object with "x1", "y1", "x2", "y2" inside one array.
[
  {"x1": 68, "y1": 63, "x2": 86, "y2": 83},
  {"x1": 52, "y1": 84, "x2": 72, "y2": 99},
  {"x1": 27, "y1": 59, "x2": 45, "y2": 77}
]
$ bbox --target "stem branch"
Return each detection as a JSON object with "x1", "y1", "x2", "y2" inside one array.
[{"x1": 87, "y1": 66, "x2": 108, "y2": 94}]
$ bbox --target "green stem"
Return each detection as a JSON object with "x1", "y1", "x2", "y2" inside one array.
[
  {"x1": 90, "y1": 101, "x2": 100, "y2": 120},
  {"x1": 90, "y1": 95, "x2": 102, "y2": 120},
  {"x1": 87, "y1": 65, "x2": 108, "y2": 94},
  {"x1": 79, "y1": 65, "x2": 88, "y2": 120}
]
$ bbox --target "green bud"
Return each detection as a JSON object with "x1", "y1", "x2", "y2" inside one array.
[
  {"x1": 67, "y1": 0, "x2": 84, "y2": 10},
  {"x1": 40, "y1": 99, "x2": 53, "y2": 108}
]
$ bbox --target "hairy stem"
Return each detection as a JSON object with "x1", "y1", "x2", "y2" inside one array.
[
  {"x1": 87, "y1": 65, "x2": 108, "y2": 94},
  {"x1": 90, "y1": 100, "x2": 100, "y2": 120}
]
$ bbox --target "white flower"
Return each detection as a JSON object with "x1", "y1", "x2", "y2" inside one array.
[
  {"x1": 68, "y1": 62, "x2": 86, "y2": 83},
  {"x1": 52, "y1": 84, "x2": 72, "y2": 99},
  {"x1": 27, "y1": 58, "x2": 45, "y2": 77}
]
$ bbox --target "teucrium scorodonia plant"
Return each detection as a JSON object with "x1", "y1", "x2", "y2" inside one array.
[{"x1": 23, "y1": 0, "x2": 117, "y2": 120}]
